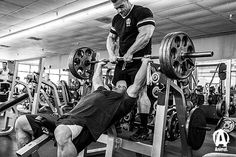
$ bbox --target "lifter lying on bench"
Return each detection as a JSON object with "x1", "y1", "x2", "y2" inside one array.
[{"x1": 15, "y1": 58, "x2": 150, "y2": 157}]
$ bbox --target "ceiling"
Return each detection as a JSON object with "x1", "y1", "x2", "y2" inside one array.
[{"x1": 0, "y1": 0, "x2": 235, "y2": 60}]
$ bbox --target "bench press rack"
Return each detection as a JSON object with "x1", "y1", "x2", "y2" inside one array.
[
  {"x1": 16, "y1": 32, "x2": 212, "y2": 157},
  {"x1": 78, "y1": 76, "x2": 194, "y2": 157},
  {"x1": 15, "y1": 76, "x2": 196, "y2": 157}
]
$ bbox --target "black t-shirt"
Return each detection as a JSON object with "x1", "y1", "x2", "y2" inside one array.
[
  {"x1": 64, "y1": 86, "x2": 137, "y2": 140},
  {"x1": 110, "y1": 5, "x2": 155, "y2": 68}
]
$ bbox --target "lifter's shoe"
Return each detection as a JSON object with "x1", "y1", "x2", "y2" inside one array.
[{"x1": 129, "y1": 127, "x2": 149, "y2": 142}]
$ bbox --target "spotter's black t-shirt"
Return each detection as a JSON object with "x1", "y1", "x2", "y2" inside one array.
[{"x1": 110, "y1": 5, "x2": 155, "y2": 68}]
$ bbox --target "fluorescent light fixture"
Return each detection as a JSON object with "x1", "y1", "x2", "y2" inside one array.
[
  {"x1": 0, "y1": 1, "x2": 112, "y2": 43},
  {"x1": 0, "y1": 0, "x2": 144, "y2": 44}
]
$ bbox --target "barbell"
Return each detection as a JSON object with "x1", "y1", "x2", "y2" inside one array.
[
  {"x1": 88, "y1": 55, "x2": 160, "y2": 65},
  {"x1": 68, "y1": 32, "x2": 214, "y2": 80},
  {"x1": 84, "y1": 52, "x2": 213, "y2": 65}
]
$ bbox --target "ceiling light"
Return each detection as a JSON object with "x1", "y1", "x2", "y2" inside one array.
[
  {"x1": 0, "y1": 0, "x2": 143, "y2": 44},
  {"x1": 0, "y1": 1, "x2": 113, "y2": 44},
  {"x1": 0, "y1": 44, "x2": 10, "y2": 48},
  {"x1": 229, "y1": 14, "x2": 233, "y2": 20},
  {"x1": 27, "y1": 37, "x2": 42, "y2": 41}
]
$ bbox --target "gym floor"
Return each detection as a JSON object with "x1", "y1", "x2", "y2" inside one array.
[{"x1": 1, "y1": 116, "x2": 236, "y2": 157}]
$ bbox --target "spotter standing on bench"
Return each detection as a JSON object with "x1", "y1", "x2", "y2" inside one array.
[
  {"x1": 106, "y1": 0, "x2": 155, "y2": 140},
  {"x1": 15, "y1": 58, "x2": 151, "y2": 157}
]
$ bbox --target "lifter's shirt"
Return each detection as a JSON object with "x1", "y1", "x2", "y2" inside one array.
[
  {"x1": 61, "y1": 86, "x2": 137, "y2": 140},
  {"x1": 110, "y1": 5, "x2": 155, "y2": 68}
]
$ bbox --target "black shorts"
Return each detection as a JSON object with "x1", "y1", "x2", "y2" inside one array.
[
  {"x1": 26, "y1": 114, "x2": 94, "y2": 153},
  {"x1": 112, "y1": 64, "x2": 140, "y2": 87}
]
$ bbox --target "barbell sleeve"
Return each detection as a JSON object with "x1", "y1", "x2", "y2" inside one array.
[
  {"x1": 181, "y1": 51, "x2": 214, "y2": 58},
  {"x1": 89, "y1": 59, "x2": 109, "y2": 64}
]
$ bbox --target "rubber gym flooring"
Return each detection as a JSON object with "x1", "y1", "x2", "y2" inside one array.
[{"x1": 1, "y1": 116, "x2": 236, "y2": 157}]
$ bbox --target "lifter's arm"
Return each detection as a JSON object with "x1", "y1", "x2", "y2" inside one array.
[
  {"x1": 92, "y1": 62, "x2": 106, "y2": 90},
  {"x1": 127, "y1": 58, "x2": 150, "y2": 98}
]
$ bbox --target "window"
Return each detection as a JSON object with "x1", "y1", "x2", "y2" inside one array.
[
  {"x1": 17, "y1": 64, "x2": 69, "y2": 85},
  {"x1": 60, "y1": 75, "x2": 69, "y2": 82},
  {"x1": 18, "y1": 64, "x2": 39, "y2": 83},
  {"x1": 49, "y1": 74, "x2": 60, "y2": 84},
  {"x1": 30, "y1": 65, "x2": 39, "y2": 73},
  {"x1": 197, "y1": 65, "x2": 220, "y2": 86},
  {"x1": 60, "y1": 69, "x2": 68, "y2": 75},
  {"x1": 17, "y1": 72, "x2": 29, "y2": 83},
  {"x1": 50, "y1": 69, "x2": 59, "y2": 74},
  {"x1": 44, "y1": 69, "x2": 69, "y2": 84},
  {"x1": 18, "y1": 64, "x2": 30, "y2": 72}
]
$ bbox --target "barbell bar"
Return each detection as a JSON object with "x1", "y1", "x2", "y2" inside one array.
[
  {"x1": 86, "y1": 51, "x2": 213, "y2": 65},
  {"x1": 87, "y1": 56, "x2": 159, "y2": 65}
]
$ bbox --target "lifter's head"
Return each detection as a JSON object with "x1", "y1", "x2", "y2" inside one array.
[{"x1": 113, "y1": 80, "x2": 127, "y2": 93}]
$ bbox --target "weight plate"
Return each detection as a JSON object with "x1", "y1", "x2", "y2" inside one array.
[
  {"x1": 167, "y1": 111, "x2": 180, "y2": 141},
  {"x1": 124, "y1": 112, "x2": 131, "y2": 122},
  {"x1": 167, "y1": 107, "x2": 176, "y2": 116},
  {"x1": 186, "y1": 107, "x2": 206, "y2": 150},
  {"x1": 68, "y1": 47, "x2": 96, "y2": 79},
  {"x1": 152, "y1": 86, "x2": 160, "y2": 98},
  {"x1": 216, "y1": 117, "x2": 235, "y2": 133},
  {"x1": 151, "y1": 72, "x2": 160, "y2": 84},
  {"x1": 159, "y1": 32, "x2": 195, "y2": 79},
  {"x1": 229, "y1": 104, "x2": 236, "y2": 115}
]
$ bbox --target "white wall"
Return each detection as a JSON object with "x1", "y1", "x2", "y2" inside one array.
[{"x1": 194, "y1": 34, "x2": 236, "y2": 61}]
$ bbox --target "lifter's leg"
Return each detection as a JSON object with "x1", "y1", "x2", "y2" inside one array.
[
  {"x1": 54, "y1": 124, "x2": 82, "y2": 157},
  {"x1": 15, "y1": 115, "x2": 33, "y2": 148}
]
